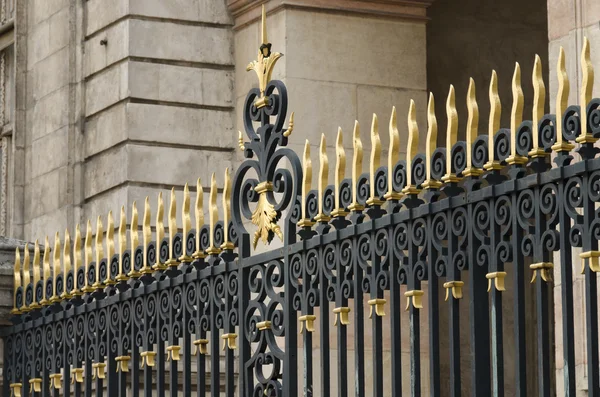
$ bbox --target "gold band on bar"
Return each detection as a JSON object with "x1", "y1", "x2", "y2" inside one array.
[
  {"x1": 579, "y1": 251, "x2": 600, "y2": 273},
  {"x1": 49, "y1": 373, "x2": 62, "y2": 389},
  {"x1": 166, "y1": 345, "x2": 181, "y2": 362},
  {"x1": 404, "y1": 290, "x2": 424, "y2": 311},
  {"x1": 257, "y1": 320, "x2": 272, "y2": 331},
  {"x1": 221, "y1": 333, "x2": 238, "y2": 350},
  {"x1": 298, "y1": 314, "x2": 317, "y2": 333},
  {"x1": 193, "y1": 339, "x2": 209, "y2": 356},
  {"x1": 368, "y1": 298, "x2": 386, "y2": 318},
  {"x1": 443, "y1": 280, "x2": 464, "y2": 301},
  {"x1": 333, "y1": 307, "x2": 351, "y2": 326},
  {"x1": 91, "y1": 363, "x2": 106, "y2": 380},
  {"x1": 486, "y1": 271, "x2": 507, "y2": 292},
  {"x1": 115, "y1": 356, "x2": 131, "y2": 373},
  {"x1": 71, "y1": 368, "x2": 84, "y2": 384},
  {"x1": 29, "y1": 378, "x2": 42, "y2": 392},
  {"x1": 140, "y1": 351, "x2": 156, "y2": 368},
  {"x1": 530, "y1": 262, "x2": 553, "y2": 283},
  {"x1": 9, "y1": 383, "x2": 22, "y2": 397}
]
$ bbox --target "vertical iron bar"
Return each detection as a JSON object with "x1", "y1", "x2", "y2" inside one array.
[
  {"x1": 489, "y1": 198, "x2": 504, "y2": 397},
  {"x1": 42, "y1": 325, "x2": 50, "y2": 397},
  {"x1": 447, "y1": 208, "x2": 461, "y2": 397},
  {"x1": 182, "y1": 285, "x2": 192, "y2": 397},
  {"x1": 84, "y1": 313, "x2": 93, "y2": 397},
  {"x1": 157, "y1": 294, "x2": 166, "y2": 397},
  {"x1": 320, "y1": 247, "x2": 331, "y2": 397},
  {"x1": 63, "y1": 320, "x2": 71, "y2": 397},
  {"x1": 335, "y1": 239, "x2": 348, "y2": 397},
  {"x1": 370, "y1": 232, "x2": 384, "y2": 397},
  {"x1": 512, "y1": 191, "x2": 527, "y2": 397},
  {"x1": 143, "y1": 296, "x2": 153, "y2": 397},
  {"x1": 210, "y1": 276, "x2": 220, "y2": 397},
  {"x1": 107, "y1": 308, "x2": 118, "y2": 397},
  {"x1": 353, "y1": 237, "x2": 365, "y2": 397},
  {"x1": 390, "y1": 225, "x2": 402, "y2": 397},
  {"x1": 131, "y1": 304, "x2": 140, "y2": 397},
  {"x1": 225, "y1": 271, "x2": 235, "y2": 397},
  {"x1": 427, "y1": 216, "x2": 440, "y2": 397},
  {"x1": 95, "y1": 311, "x2": 104, "y2": 397}
]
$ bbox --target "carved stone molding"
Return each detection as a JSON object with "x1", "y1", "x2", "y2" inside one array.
[{"x1": 227, "y1": 0, "x2": 436, "y2": 29}]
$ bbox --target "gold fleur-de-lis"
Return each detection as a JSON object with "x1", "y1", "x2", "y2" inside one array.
[
  {"x1": 180, "y1": 183, "x2": 194, "y2": 260},
  {"x1": 50, "y1": 232, "x2": 61, "y2": 303}
]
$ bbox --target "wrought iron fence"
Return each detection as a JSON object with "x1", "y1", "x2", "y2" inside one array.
[{"x1": 2, "y1": 7, "x2": 600, "y2": 397}]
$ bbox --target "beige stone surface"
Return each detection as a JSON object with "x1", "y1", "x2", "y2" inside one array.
[
  {"x1": 30, "y1": 126, "x2": 68, "y2": 178},
  {"x1": 84, "y1": 19, "x2": 130, "y2": 78},
  {"x1": 85, "y1": 62, "x2": 128, "y2": 117},
  {"x1": 30, "y1": 86, "x2": 69, "y2": 141},
  {"x1": 85, "y1": 0, "x2": 129, "y2": 36},
  {"x1": 84, "y1": 101, "x2": 128, "y2": 158},
  {"x1": 129, "y1": 0, "x2": 231, "y2": 25},
  {"x1": 84, "y1": 145, "x2": 128, "y2": 199},
  {"x1": 32, "y1": 46, "x2": 69, "y2": 100}
]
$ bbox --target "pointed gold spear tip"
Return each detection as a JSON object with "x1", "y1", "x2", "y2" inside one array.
[
  {"x1": 316, "y1": 133, "x2": 331, "y2": 221},
  {"x1": 442, "y1": 84, "x2": 461, "y2": 183},
  {"x1": 206, "y1": 172, "x2": 221, "y2": 255},
  {"x1": 553, "y1": 46, "x2": 575, "y2": 152},
  {"x1": 298, "y1": 139, "x2": 315, "y2": 227},
  {"x1": 577, "y1": 36, "x2": 596, "y2": 143},
  {"x1": 61, "y1": 229, "x2": 72, "y2": 299},
  {"x1": 403, "y1": 99, "x2": 421, "y2": 195},
  {"x1": 484, "y1": 70, "x2": 502, "y2": 171},
  {"x1": 332, "y1": 126, "x2": 349, "y2": 216},
  {"x1": 385, "y1": 105, "x2": 402, "y2": 201},
  {"x1": 221, "y1": 168, "x2": 234, "y2": 250},
  {"x1": 530, "y1": 54, "x2": 548, "y2": 158},
  {"x1": 11, "y1": 247, "x2": 21, "y2": 314},
  {"x1": 50, "y1": 231, "x2": 61, "y2": 303},
  {"x1": 261, "y1": 4, "x2": 268, "y2": 45},
  {"x1": 464, "y1": 77, "x2": 482, "y2": 177},
  {"x1": 423, "y1": 92, "x2": 441, "y2": 189},
  {"x1": 507, "y1": 62, "x2": 527, "y2": 165}
]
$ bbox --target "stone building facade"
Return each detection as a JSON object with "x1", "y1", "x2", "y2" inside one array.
[{"x1": 0, "y1": 0, "x2": 598, "y2": 394}]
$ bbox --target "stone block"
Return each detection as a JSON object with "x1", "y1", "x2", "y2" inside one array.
[
  {"x1": 28, "y1": 168, "x2": 61, "y2": 218},
  {"x1": 547, "y1": 0, "x2": 577, "y2": 41},
  {"x1": 126, "y1": 103, "x2": 235, "y2": 148},
  {"x1": 29, "y1": 206, "x2": 69, "y2": 243},
  {"x1": 285, "y1": 10, "x2": 426, "y2": 89},
  {"x1": 84, "y1": 100, "x2": 128, "y2": 158},
  {"x1": 83, "y1": 145, "x2": 128, "y2": 199},
  {"x1": 33, "y1": 47, "x2": 69, "y2": 100},
  {"x1": 48, "y1": 7, "x2": 69, "y2": 55},
  {"x1": 583, "y1": 0, "x2": 600, "y2": 27},
  {"x1": 31, "y1": 127, "x2": 68, "y2": 178},
  {"x1": 85, "y1": 62, "x2": 128, "y2": 117},
  {"x1": 85, "y1": 0, "x2": 129, "y2": 36},
  {"x1": 29, "y1": 0, "x2": 69, "y2": 26},
  {"x1": 31, "y1": 87, "x2": 70, "y2": 141},
  {"x1": 82, "y1": 185, "x2": 128, "y2": 225},
  {"x1": 130, "y1": 0, "x2": 232, "y2": 25},
  {"x1": 84, "y1": 20, "x2": 129, "y2": 78},
  {"x1": 27, "y1": 19, "x2": 49, "y2": 69}
]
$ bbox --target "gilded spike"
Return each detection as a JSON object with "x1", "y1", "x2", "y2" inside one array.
[
  {"x1": 484, "y1": 70, "x2": 502, "y2": 170},
  {"x1": 11, "y1": 248, "x2": 21, "y2": 315},
  {"x1": 61, "y1": 230, "x2": 72, "y2": 300},
  {"x1": 180, "y1": 183, "x2": 193, "y2": 260},
  {"x1": 283, "y1": 111, "x2": 294, "y2": 137},
  {"x1": 403, "y1": 100, "x2": 421, "y2": 194},
  {"x1": 464, "y1": 78, "x2": 483, "y2": 177},
  {"x1": 105, "y1": 212, "x2": 116, "y2": 285},
  {"x1": 422, "y1": 93, "x2": 442, "y2": 190},
  {"x1": 316, "y1": 134, "x2": 332, "y2": 221},
  {"x1": 72, "y1": 225, "x2": 82, "y2": 296},
  {"x1": 331, "y1": 128, "x2": 349, "y2": 216},
  {"x1": 41, "y1": 236, "x2": 51, "y2": 305},
  {"x1": 298, "y1": 140, "x2": 315, "y2": 227},
  {"x1": 553, "y1": 47, "x2": 575, "y2": 152},
  {"x1": 153, "y1": 192, "x2": 167, "y2": 271},
  {"x1": 193, "y1": 179, "x2": 205, "y2": 259},
  {"x1": 348, "y1": 121, "x2": 364, "y2": 211},
  {"x1": 83, "y1": 220, "x2": 93, "y2": 293},
  {"x1": 166, "y1": 188, "x2": 180, "y2": 267},
  {"x1": 93, "y1": 216, "x2": 105, "y2": 289},
  {"x1": 207, "y1": 174, "x2": 221, "y2": 255},
  {"x1": 117, "y1": 207, "x2": 127, "y2": 280},
  {"x1": 222, "y1": 169, "x2": 234, "y2": 250},
  {"x1": 367, "y1": 114, "x2": 384, "y2": 206},
  {"x1": 577, "y1": 37, "x2": 596, "y2": 143},
  {"x1": 238, "y1": 131, "x2": 245, "y2": 151},
  {"x1": 529, "y1": 55, "x2": 548, "y2": 157},
  {"x1": 50, "y1": 232, "x2": 61, "y2": 303},
  {"x1": 31, "y1": 240, "x2": 41, "y2": 308},
  {"x1": 141, "y1": 197, "x2": 153, "y2": 274},
  {"x1": 385, "y1": 107, "x2": 402, "y2": 200},
  {"x1": 442, "y1": 85, "x2": 461, "y2": 183},
  {"x1": 20, "y1": 245, "x2": 30, "y2": 312},
  {"x1": 506, "y1": 63, "x2": 527, "y2": 165},
  {"x1": 129, "y1": 202, "x2": 140, "y2": 276}
]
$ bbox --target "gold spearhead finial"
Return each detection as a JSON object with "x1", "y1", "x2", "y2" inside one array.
[
  {"x1": 423, "y1": 93, "x2": 440, "y2": 189},
  {"x1": 577, "y1": 37, "x2": 596, "y2": 143},
  {"x1": 41, "y1": 235, "x2": 51, "y2": 304},
  {"x1": 553, "y1": 47, "x2": 574, "y2": 152},
  {"x1": 207, "y1": 173, "x2": 221, "y2": 255},
  {"x1": 367, "y1": 114, "x2": 384, "y2": 206},
  {"x1": 315, "y1": 134, "x2": 331, "y2": 221},
  {"x1": 193, "y1": 179, "x2": 205, "y2": 259},
  {"x1": 141, "y1": 197, "x2": 152, "y2": 274},
  {"x1": 130, "y1": 202, "x2": 140, "y2": 271},
  {"x1": 484, "y1": 70, "x2": 502, "y2": 170},
  {"x1": 464, "y1": 78, "x2": 482, "y2": 177},
  {"x1": 83, "y1": 220, "x2": 93, "y2": 292},
  {"x1": 154, "y1": 192, "x2": 166, "y2": 270},
  {"x1": 72, "y1": 225, "x2": 82, "y2": 296},
  {"x1": 331, "y1": 128, "x2": 348, "y2": 216},
  {"x1": 180, "y1": 183, "x2": 193, "y2": 260},
  {"x1": 222, "y1": 169, "x2": 234, "y2": 250},
  {"x1": 298, "y1": 140, "x2": 314, "y2": 227},
  {"x1": 94, "y1": 216, "x2": 104, "y2": 289},
  {"x1": 385, "y1": 107, "x2": 402, "y2": 201},
  {"x1": 507, "y1": 62, "x2": 527, "y2": 165},
  {"x1": 105, "y1": 212, "x2": 115, "y2": 285},
  {"x1": 21, "y1": 244, "x2": 30, "y2": 311},
  {"x1": 117, "y1": 207, "x2": 127, "y2": 280},
  {"x1": 11, "y1": 248, "x2": 21, "y2": 314},
  {"x1": 443, "y1": 85, "x2": 461, "y2": 183},
  {"x1": 50, "y1": 232, "x2": 61, "y2": 303},
  {"x1": 238, "y1": 131, "x2": 245, "y2": 151},
  {"x1": 403, "y1": 100, "x2": 420, "y2": 194},
  {"x1": 61, "y1": 229, "x2": 72, "y2": 299},
  {"x1": 283, "y1": 112, "x2": 294, "y2": 137},
  {"x1": 167, "y1": 188, "x2": 179, "y2": 267},
  {"x1": 530, "y1": 54, "x2": 547, "y2": 158},
  {"x1": 31, "y1": 240, "x2": 41, "y2": 308},
  {"x1": 348, "y1": 121, "x2": 364, "y2": 211}
]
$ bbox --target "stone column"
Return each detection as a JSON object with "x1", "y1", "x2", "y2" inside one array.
[{"x1": 228, "y1": 1, "x2": 433, "y2": 394}]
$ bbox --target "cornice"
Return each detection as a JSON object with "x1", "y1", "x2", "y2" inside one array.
[{"x1": 227, "y1": 0, "x2": 435, "y2": 30}]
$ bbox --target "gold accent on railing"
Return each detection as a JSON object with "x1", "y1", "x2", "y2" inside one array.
[
  {"x1": 257, "y1": 320, "x2": 272, "y2": 331},
  {"x1": 207, "y1": 174, "x2": 222, "y2": 255},
  {"x1": 298, "y1": 314, "x2": 317, "y2": 333},
  {"x1": 333, "y1": 307, "x2": 351, "y2": 326},
  {"x1": 506, "y1": 63, "x2": 528, "y2": 165},
  {"x1": 553, "y1": 47, "x2": 574, "y2": 152},
  {"x1": 238, "y1": 131, "x2": 245, "y2": 151},
  {"x1": 252, "y1": 180, "x2": 281, "y2": 247},
  {"x1": 298, "y1": 140, "x2": 315, "y2": 228},
  {"x1": 464, "y1": 78, "x2": 483, "y2": 177},
  {"x1": 486, "y1": 271, "x2": 507, "y2": 292},
  {"x1": 49, "y1": 373, "x2": 62, "y2": 389},
  {"x1": 115, "y1": 356, "x2": 130, "y2": 373},
  {"x1": 331, "y1": 128, "x2": 348, "y2": 217},
  {"x1": 423, "y1": 93, "x2": 441, "y2": 190},
  {"x1": 529, "y1": 55, "x2": 548, "y2": 158},
  {"x1": 403, "y1": 100, "x2": 421, "y2": 194},
  {"x1": 92, "y1": 363, "x2": 106, "y2": 380},
  {"x1": 246, "y1": 5, "x2": 282, "y2": 108},
  {"x1": 50, "y1": 232, "x2": 61, "y2": 303},
  {"x1": 128, "y1": 202, "x2": 141, "y2": 278},
  {"x1": 385, "y1": 107, "x2": 402, "y2": 201},
  {"x1": 316, "y1": 134, "x2": 332, "y2": 221},
  {"x1": 9, "y1": 382, "x2": 22, "y2": 397},
  {"x1": 30, "y1": 241, "x2": 41, "y2": 309},
  {"x1": 29, "y1": 378, "x2": 42, "y2": 393},
  {"x1": 404, "y1": 290, "x2": 424, "y2": 311},
  {"x1": 166, "y1": 188, "x2": 180, "y2": 267},
  {"x1": 166, "y1": 345, "x2": 181, "y2": 362},
  {"x1": 484, "y1": 70, "x2": 502, "y2": 171},
  {"x1": 20, "y1": 244, "x2": 30, "y2": 312},
  {"x1": 61, "y1": 230, "x2": 72, "y2": 300},
  {"x1": 153, "y1": 192, "x2": 167, "y2": 271},
  {"x1": 140, "y1": 351, "x2": 156, "y2": 368},
  {"x1": 577, "y1": 37, "x2": 596, "y2": 144},
  {"x1": 117, "y1": 207, "x2": 127, "y2": 281},
  {"x1": 71, "y1": 225, "x2": 82, "y2": 296},
  {"x1": 222, "y1": 168, "x2": 234, "y2": 250},
  {"x1": 530, "y1": 262, "x2": 553, "y2": 283},
  {"x1": 179, "y1": 183, "x2": 193, "y2": 260},
  {"x1": 40, "y1": 236, "x2": 51, "y2": 305},
  {"x1": 221, "y1": 333, "x2": 238, "y2": 350},
  {"x1": 443, "y1": 85, "x2": 461, "y2": 183},
  {"x1": 368, "y1": 298, "x2": 386, "y2": 318},
  {"x1": 93, "y1": 217, "x2": 105, "y2": 290},
  {"x1": 11, "y1": 247, "x2": 20, "y2": 315},
  {"x1": 284, "y1": 111, "x2": 295, "y2": 137},
  {"x1": 443, "y1": 280, "x2": 464, "y2": 301},
  {"x1": 71, "y1": 368, "x2": 84, "y2": 384},
  {"x1": 193, "y1": 339, "x2": 209, "y2": 356},
  {"x1": 367, "y1": 114, "x2": 384, "y2": 206},
  {"x1": 349, "y1": 121, "x2": 364, "y2": 212},
  {"x1": 105, "y1": 212, "x2": 116, "y2": 286},
  {"x1": 83, "y1": 220, "x2": 94, "y2": 293},
  {"x1": 193, "y1": 178, "x2": 206, "y2": 259},
  {"x1": 579, "y1": 251, "x2": 600, "y2": 273},
  {"x1": 141, "y1": 197, "x2": 153, "y2": 274}
]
